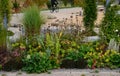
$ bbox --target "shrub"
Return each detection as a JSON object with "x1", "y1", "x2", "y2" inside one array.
[
  {"x1": 74, "y1": 0, "x2": 85, "y2": 7},
  {"x1": 22, "y1": 52, "x2": 52, "y2": 73},
  {"x1": 110, "y1": 53, "x2": 120, "y2": 68},
  {"x1": 62, "y1": 45, "x2": 90, "y2": 68},
  {"x1": 32, "y1": 0, "x2": 48, "y2": 7},
  {"x1": 46, "y1": 0, "x2": 51, "y2": 9},
  {"x1": 61, "y1": 0, "x2": 68, "y2": 7},
  {"x1": 83, "y1": 0, "x2": 97, "y2": 31},
  {"x1": 101, "y1": 5, "x2": 120, "y2": 42},
  {"x1": 23, "y1": 5, "x2": 44, "y2": 37},
  {"x1": 85, "y1": 49, "x2": 120, "y2": 69}
]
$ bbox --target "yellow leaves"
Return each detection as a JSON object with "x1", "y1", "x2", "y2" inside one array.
[
  {"x1": 59, "y1": 32, "x2": 63, "y2": 38},
  {"x1": 96, "y1": 48, "x2": 99, "y2": 51},
  {"x1": 105, "y1": 59, "x2": 109, "y2": 62}
]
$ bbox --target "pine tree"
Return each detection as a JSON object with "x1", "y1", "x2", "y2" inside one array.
[{"x1": 83, "y1": 0, "x2": 97, "y2": 32}]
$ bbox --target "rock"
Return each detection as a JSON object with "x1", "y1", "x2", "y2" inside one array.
[
  {"x1": 94, "y1": 27, "x2": 100, "y2": 34},
  {"x1": 47, "y1": 15, "x2": 57, "y2": 19},
  {"x1": 83, "y1": 36, "x2": 100, "y2": 42}
]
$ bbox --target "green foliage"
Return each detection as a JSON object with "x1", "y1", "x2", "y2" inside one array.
[
  {"x1": 43, "y1": 33, "x2": 62, "y2": 68},
  {"x1": 85, "y1": 49, "x2": 120, "y2": 69},
  {"x1": 101, "y1": 5, "x2": 120, "y2": 42},
  {"x1": 7, "y1": 30, "x2": 14, "y2": 36},
  {"x1": 0, "y1": 64, "x2": 2, "y2": 70},
  {"x1": 13, "y1": 0, "x2": 20, "y2": 9},
  {"x1": 0, "y1": 0, "x2": 11, "y2": 23},
  {"x1": 69, "y1": 0, "x2": 74, "y2": 7},
  {"x1": 110, "y1": 53, "x2": 120, "y2": 68},
  {"x1": 22, "y1": 52, "x2": 51, "y2": 73},
  {"x1": 65, "y1": 44, "x2": 90, "y2": 61},
  {"x1": 0, "y1": 26, "x2": 6, "y2": 45},
  {"x1": 84, "y1": 47, "x2": 97, "y2": 68},
  {"x1": 46, "y1": 0, "x2": 51, "y2": 9},
  {"x1": 23, "y1": 5, "x2": 44, "y2": 37},
  {"x1": 83, "y1": 0, "x2": 97, "y2": 31},
  {"x1": 32, "y1": 0, "x2": 48, "y2": 7},
  {"x1": 62, "y1": 0, "x2": 68, "y2": 7},
  {"x1": 74, "y1": 0, "x2": 85, "y2": 7}
]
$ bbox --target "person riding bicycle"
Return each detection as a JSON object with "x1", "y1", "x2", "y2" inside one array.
[{"x1": 51, "y1": 0, "x2": 58, "y2": 12}]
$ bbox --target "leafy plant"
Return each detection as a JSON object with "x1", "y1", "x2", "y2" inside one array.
[
  {"x1": 45, "y1": 33, "x2": 61, "y2": 68},
  {"x1": 13, "y1": 0, "x2": 19, "y2": 9},
  {"x1": 32, "y1": 0, "x2": 48, "y2": 7},
  {"x1": 84, "y1": 47, "x2": 97, "y2": 69},
  {"x1": 74, "y1": 0, "x2": 85, "y2": 7},
  {"x1": 46, "y1": 0, "x2": 51, "y2": 9},
  {"x1": 22, "y1": 52, "x2": 52, "y2": 73},
  {"x1": 101, "y1": 5, "x2": 120, "y2": 42},
  {"x1": 110, "y1": 53, "x2": 120, "y2": 68},
  {"x1": 61, "y1": 0, "x2": 68, "y2": 7}
]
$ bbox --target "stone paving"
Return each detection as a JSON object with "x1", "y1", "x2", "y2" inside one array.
[{"x1": 0, "y1": 69, "x2": 120, "y2": 76}]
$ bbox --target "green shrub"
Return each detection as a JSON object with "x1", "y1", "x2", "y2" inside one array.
[
  {"x1": 46, "y1": 0, "x2": 51, "y2": 9},
  {"x1": 85, "y1": 49, "x2": 120, "y2": 69},
  {"x1": 101, "y1": 5, "x2": 120, "y2": 42},
  {"x1": 61, "y1": 0, "x2": 68, "y2": 7},
  {"x1": 110, "y1": 51, "x2": 120, "y2": 68},
  {"x1": 22, "y1": 52, "x2": 52, "y2": 73},
  {"x1": 65, "y1": 45, "x2": 90, "y2": 61},
  {"x1": 83, "y1": 0, "x2": 97, "y2": 31},
  {"x1": 23, "y1": 5, "x2": 44, "y2": 37},
  {"x1": 7, "y1": 30, "x2": 14, "y2": 36}
]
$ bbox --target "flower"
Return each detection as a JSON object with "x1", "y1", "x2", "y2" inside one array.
[{"x1": 27, "y1": 55, "x2": 31, "y2": 59}]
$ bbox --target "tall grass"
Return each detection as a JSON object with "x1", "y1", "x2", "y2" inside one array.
[{"x1": 23, "y1": 5, "x2": 44, "y2": 37}]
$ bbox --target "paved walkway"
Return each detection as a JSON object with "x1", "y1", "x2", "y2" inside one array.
[
  {"x1": 9, "y1": 7, "x2": 103, "y2": 41},
  {"x1": 0, "y1": 69, "x2": 120, "y2": 76}
]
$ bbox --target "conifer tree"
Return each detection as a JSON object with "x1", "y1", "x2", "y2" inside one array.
[{"x1": 83, "y1": 0, "x2": 97, "y2": 32}]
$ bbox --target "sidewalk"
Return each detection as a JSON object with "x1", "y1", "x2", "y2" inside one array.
[{"x1": 0, "y1": 69, "x2": 120, "y2": 76}]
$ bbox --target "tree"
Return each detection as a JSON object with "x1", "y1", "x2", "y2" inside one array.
[{"x1": 83, "y1": 0, "x2": 97, "y2": 32}]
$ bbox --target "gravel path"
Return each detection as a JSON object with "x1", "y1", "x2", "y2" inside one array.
[{"x1": 9, "y1": 7, "x2": 104, "y2": 41}]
